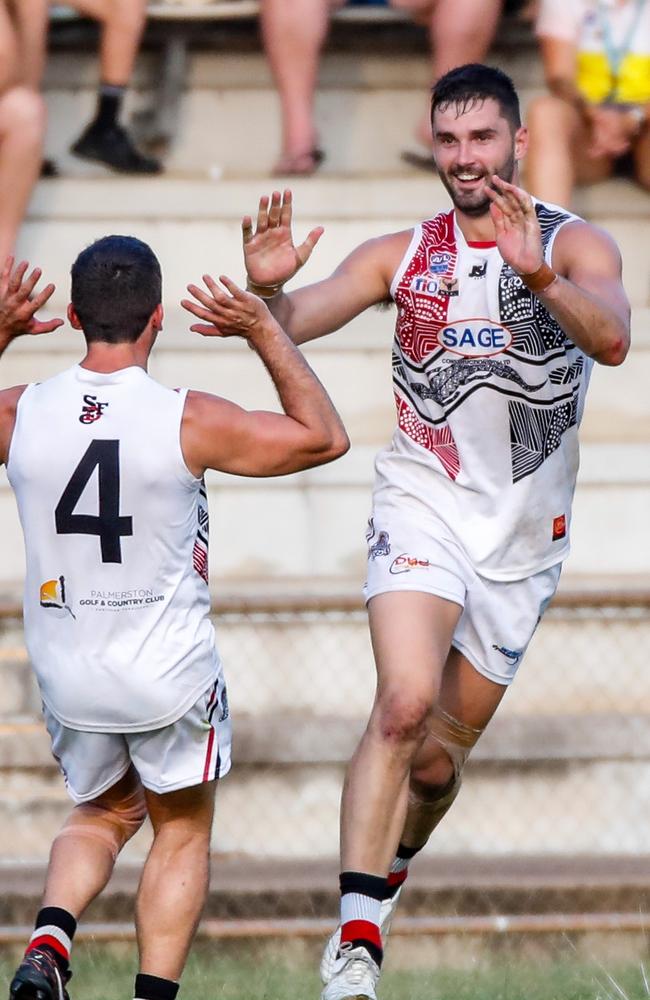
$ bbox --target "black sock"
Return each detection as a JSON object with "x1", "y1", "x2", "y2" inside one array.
[
  {"x1": 27, "y1": 906, "x2": 77, "y2": 973},
  {"x1": 134, "y1": 973, "x2": 179, "y2": 1000},
  {"x1": 94, "y1": 83, "x2": 125, "y2": 130}
]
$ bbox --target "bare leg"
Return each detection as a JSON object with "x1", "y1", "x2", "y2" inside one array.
[
  {"x1": 390, "y1": 0, "x2": 502, "y2": 149},
  {"x1": 0, "y1": 85, "x2": 45, "y2": 264},
  {"x1": 340, "y1": 591, "x2": 462, "y2": 875},
  {"x1": 7, "y1": 0, "x2": 48, "y2": 89},
  {"x1": 135, "y1": 780, "x2": 216, "y2": 981},
  {"x1": 261, "y1": 0, "x2": 340, "y2": 173},
  {"x1": 526, "y1": 94, "x2": 612, "y2": 206},
  {"x1": 64, "y1": 0, "x2": 147, "y2": 86},
  {"x1": 42, "y1": 766, "x2": 146, "y2": 916},
  {"x1": 400, "y1": 647, "x2": 506, "y2": 849}
]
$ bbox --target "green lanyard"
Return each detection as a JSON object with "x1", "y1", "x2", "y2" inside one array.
[{"x1": 596, "y1": 0, "x2": 646, "y2": 99}]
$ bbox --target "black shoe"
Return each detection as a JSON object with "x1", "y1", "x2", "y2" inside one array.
[
  {"x1": 71, "y1": 122, "x2": 162, "y2": 174},
  {"x1": 9, "y1": 948, "x2": 71, "y2": 1000}
]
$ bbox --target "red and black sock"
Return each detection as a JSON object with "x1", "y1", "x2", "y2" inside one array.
[
  {"x1": 385, "y1": 842, "x2": 421, "y2": 900},
  {"x1": 338, "y1": 871, "x2": 387, "y2": 967},
  {"x1": 26, "y1": 906, "x2": 77, "y2": 976}
]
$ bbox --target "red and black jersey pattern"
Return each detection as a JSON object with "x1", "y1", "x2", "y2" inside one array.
[{"x1": 192, "y1": 480, "x2": 209, "y2": 584}]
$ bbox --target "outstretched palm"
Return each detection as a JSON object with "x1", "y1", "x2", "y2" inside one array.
[
  {"x1": 242, "y1": 189, "x2": 324, "y2": 288},
  {"x1": 0, "y1": 257, "x2": 63, "y2": 340},
  {"x1": 485, "y1": 176, "x2": 544, "y2": 276}
]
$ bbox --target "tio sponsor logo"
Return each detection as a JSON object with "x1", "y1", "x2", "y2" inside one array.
[
  {"x1": 437, "y1": 317, "x2": 513, "y2": 357},
  {"x1": 410, "y1": 275, "x2": 440, "y2": 297}
]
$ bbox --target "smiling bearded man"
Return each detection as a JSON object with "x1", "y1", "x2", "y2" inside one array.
[{"x1": 238, "y1": 63, "x2": 630, "y2": 1000}]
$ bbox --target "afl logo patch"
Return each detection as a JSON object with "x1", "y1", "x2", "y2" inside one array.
[
  {"x1": 428, "y1": 251, "x2": 452, "y2": 275},
  {"x1": 437, "y1": 318, "x2": 513, "y2": 357}
]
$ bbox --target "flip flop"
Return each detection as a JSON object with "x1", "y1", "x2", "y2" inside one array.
[
  {"x1": 400, "y1": 148, "x2": 437, "y2": 172},
  {"x1": 272, "y1": 148, "x2": 325, "y2": 177}
]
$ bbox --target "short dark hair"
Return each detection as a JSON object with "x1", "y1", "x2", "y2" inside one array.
[
  {"x1": 431, "y1": 64, "x2": 522, "y2": 133},
  {"x1": 71, "y1": 235, "x2": 162, "y2": 343}
]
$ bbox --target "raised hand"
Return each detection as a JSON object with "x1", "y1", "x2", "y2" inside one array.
[
  {"x1": 0, "y1": 257, "x2": 64, "y2": 341},
  {"x1": 182, "y1": 273, "x2": 281, "y2": 341},
  {"x1": 242, "y1": 189, "x2": 324, "y2": 291},
  {"x1": 485, "y1": 176, "x2": 544, "y2": 276}
]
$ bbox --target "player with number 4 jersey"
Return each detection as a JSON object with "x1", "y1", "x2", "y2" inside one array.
[{"x1": 0, "y1": 237, "x2": 348, "y2": 1000}]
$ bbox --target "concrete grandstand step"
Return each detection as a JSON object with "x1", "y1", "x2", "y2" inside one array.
[
  {"x1": 42, "y1": 46, "x2": 545, "y2": 176},
  {"x1": 4, "y1": 854, "x2": 650, "y2": 926},
  {"x1": 19, "y1": 177, "x2": 650, "y2": 313},
  {"x1": 0, "y1": 440, "x2": 649, "y2": 582}
]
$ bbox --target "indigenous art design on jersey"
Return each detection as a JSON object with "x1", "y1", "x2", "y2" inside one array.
[
  {"x1": 193, "y1": 480, "x2": 210, "y2": 585},
  {"x1": 392, "y1": 205, "x2": 586, "y2": 484}
]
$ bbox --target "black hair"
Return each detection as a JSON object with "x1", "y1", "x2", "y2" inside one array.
[
  {"x1": 71, "y1": 235, "x2": 162, "y2": 343},
  {"x1": 431, "y1": 63, "x2": 522, "y2": 133}
]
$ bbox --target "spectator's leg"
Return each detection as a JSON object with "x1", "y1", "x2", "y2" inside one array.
[
  {"x1": 8, "y1": 0, "x2": 48, "y2": 90},
  {"x1": 0, "y1": 85, "x2": 45, "y2": 263},
  {"x1": 261, "y1": 0, "x2": 341, "y2": 175},
  {"x1": 391, "y1": 0, "x2": 502, "y2": 150},
  {"x1": 135, "y1": 781, "x2": 216, "y2": 986},
  {"x1": 65, "y1": 0, "x2": 161, "y2": 174},
  {"x1": 632, "y1": 126, "x2": 650, "y2": 191},
  {"x1": 526, "y1": 94, "x2": 612, "y2": 206}
]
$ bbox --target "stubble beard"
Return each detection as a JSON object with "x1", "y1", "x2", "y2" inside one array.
[{"x1": 438, "y1": 149, "x2": 517, "y2": 217}]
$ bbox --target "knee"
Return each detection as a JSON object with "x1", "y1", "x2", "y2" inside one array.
[
  {"x1": 0, "y1": 86, "x2": 46, "y2": 137},
  {"x1": 411, "y1": 746, "x2": 456, "y2": 796},
  {"x1": 527, "y1": 94, "x2": 574, "y2": 134},
  {"x1": 372, "y1": 690, "x2": 433, "y2": 748}
]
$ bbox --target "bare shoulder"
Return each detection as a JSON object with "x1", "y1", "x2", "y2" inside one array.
[
  {"x1": 552, "y1": 219, "x2": 622, "y2": 274},
  {"x1": 0, "y1": 385, "x2": 28, "y2": 466}
]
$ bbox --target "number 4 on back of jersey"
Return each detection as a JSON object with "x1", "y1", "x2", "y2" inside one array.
[{"x1": 55, "y1": 439, "x2": 133, "y2": 563}]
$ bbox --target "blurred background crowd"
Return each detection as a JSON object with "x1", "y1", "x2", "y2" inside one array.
[{"x1": 1, "y1": 0, "x2": 649, "y2": 264}]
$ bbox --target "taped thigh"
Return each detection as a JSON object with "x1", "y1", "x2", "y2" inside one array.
[{"x1": 53, "y1": 785, "x2": 147, "y2": 861}]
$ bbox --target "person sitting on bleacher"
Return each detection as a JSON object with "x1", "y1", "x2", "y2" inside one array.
[
  {"x1": 262, "y1": 0, "x2": 531, "y2": 176},
  {"x1": 15, "y1": 0, "x2": 160, "y2": 174},
  {"x1": 0, "y1": 1, "x2": 45, "y2": 260},
  {"x1": 526, "y1": 0, "x2": 650, "y2": 206}
]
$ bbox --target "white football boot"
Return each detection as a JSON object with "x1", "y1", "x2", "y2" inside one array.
[
  {"x1": 319, "y1": 886, "x2": 402, "y2": 985},
  {"x1": 320, "y1": 944, "x2": 380, "y2": 1000}
]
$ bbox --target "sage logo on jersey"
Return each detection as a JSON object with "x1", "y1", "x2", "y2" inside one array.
[
  {"x1": 40, "y1": 576, "x2": 76, "y2": 620},
  {"x1": 410, "y1": 275, "x2": 439, "y2": 297},
  {"x1": 428, "y1": 251, "x2": 452, "y2": 275},
  {"x1": 437, "y1": 318, "x2": 513, "y2": 357},
  {"x1": 79, "y1": 394, "x2": 109, "y2": 424}
]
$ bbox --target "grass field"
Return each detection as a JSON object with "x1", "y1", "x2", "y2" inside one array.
[{"x1": 2, "y1": 945, "x2": 650, "y2": 1000}]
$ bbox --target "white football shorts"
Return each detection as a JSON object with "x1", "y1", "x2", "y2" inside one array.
[
  {"x1": 364, "y1": 504, "x2": 561, "y2": 685},
  {"x1": 43, "y1": 674, "x2": 232, "y2": 803}
]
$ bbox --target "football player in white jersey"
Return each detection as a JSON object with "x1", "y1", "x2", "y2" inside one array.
[
  {"x1": 239, "y1": 64, "x2": 630, "y2": 1000},
  {"x1": 0, "y1": 239, "x2": 348, "y2": 1000}
]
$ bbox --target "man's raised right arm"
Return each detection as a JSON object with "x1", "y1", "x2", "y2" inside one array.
[{"x1": 242, "y1": 189, "x2": 411, "y2": 345}]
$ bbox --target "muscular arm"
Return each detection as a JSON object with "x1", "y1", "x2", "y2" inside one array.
[
  {"x1": 262, "y1": 231, "x2": 411, "y2": 346},
  {"x1": 181, "y1": 277, "x2": 349, "y2": 478},
  {"x1": 541, "y1": 220, "x2": 630, "y2": 366}
]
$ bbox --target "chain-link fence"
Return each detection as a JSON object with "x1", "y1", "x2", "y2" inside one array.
[{"x1": 2, "y1": 589, "x2": 649, "y2": 864}]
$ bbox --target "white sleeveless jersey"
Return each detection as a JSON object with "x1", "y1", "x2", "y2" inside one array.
[
  {"x1": 375, "y1": 202, "x2": 593, "y2": 581},
  {"x1": 7, "y1": 365, "x2": 220, "y2": 732}
]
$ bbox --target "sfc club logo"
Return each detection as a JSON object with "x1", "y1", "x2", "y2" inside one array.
[
  {"x1": 79, "y1": 394, "x2": 109, "y2": 424},
  {"x1": 436, "y1": 317, "x2": 513, "y2": 357},
  {"x1": 40, "y1": 576, "x2": 76, "y2": 620}
]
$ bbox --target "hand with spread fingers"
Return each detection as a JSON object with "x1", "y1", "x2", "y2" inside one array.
[
  {"x1": 485, "y1": 176, "x2": 544, "y2": 277},
  {"x1": 241, "y1": 189, "x2": 324, "y2": 295},
  {"x1": 0, "y1": 257, "x2": 64, "y2": 343},
  {"x1": 182, "y1": 273, "x2": 281, "y2": 342}
]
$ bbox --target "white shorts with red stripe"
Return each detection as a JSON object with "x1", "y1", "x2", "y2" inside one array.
[{"x1": 42, "y1": 675, "x2": 232, "y2": 803}]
